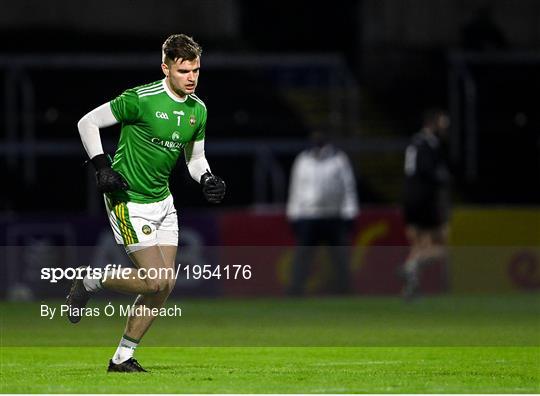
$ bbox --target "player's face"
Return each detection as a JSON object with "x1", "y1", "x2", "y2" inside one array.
[{"x1": 162, "y1": 57, "x2": 200, "y2": 98}]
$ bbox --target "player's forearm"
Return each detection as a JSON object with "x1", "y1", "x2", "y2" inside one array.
[
  {"x1": 77, "y1": 102, "x2": 118, "y2": 159},
  {"x1": 187, "y1": 155, "x2": 210, "y2": 183},
  {"x1": 185, "y1": 140, "x2": 211, "y2": 183}
]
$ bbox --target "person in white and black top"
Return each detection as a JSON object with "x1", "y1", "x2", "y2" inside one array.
[
  {"x1": 401, "y1": 108, "x2": 451, "y2": 299},
  {"x1": 286, "y1": 131, "x2": 359, "y2": 296}
]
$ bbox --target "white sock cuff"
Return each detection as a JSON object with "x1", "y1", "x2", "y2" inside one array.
[
  {"x1": 112, "y1": 335, "x2": 139, "y2": 364},
  {"x1": 120, "y1": 335, "x2": 140, "y2": 349},
  {"x1": 82, "y1": 274, "x2": 103, "y2": 292}
]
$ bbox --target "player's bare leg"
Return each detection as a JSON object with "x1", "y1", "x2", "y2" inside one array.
[
  {"x1": 108, "y1": 245, "x2": 177, "y2": 372},
  {"x1": 66, "y1": 265, "x2": 158, "y2": 326},
  {"x1": 122, "y1": 245, "x2": 177, "y2": 340},
  {"x1": 159, "y1": 245, "x2": 179, "y2": 271},
  {"x1": 401, "y1": 226, "x2": 422, "y2": 298},
  {"x1": 414, "y1": 225, "x2": 450, "y2": 290},
  {"x1": 102, "y1": 246, "x2": 172, "y2": 295},
  {"x1": 403, "y1": 226, "x2": 421, "y2": 274},
  {"x1": 401, "y1": 225, "x2": 449, "y2": 298},
  {"x1": 417, "y1": 225, "x2": 449, "y2": 262},
  {"x1": 404, "y1": 226, "x2": 421, "y2": 263},
  {"x1": 66, "y1": 245, "x2": 173, "y2": 325}
]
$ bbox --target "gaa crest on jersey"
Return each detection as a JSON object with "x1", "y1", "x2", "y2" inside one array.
[
  {"x1": 142, "y1": 225, "x2": 152, "y2": 235},
  {"x1": 171, "y1": 131, "x2": 180, "y2": 141},
  {"x1": 189, "y1": 114, "x2": 196, "y2": 126},
  {"x1": 155, "y1": 111, "x2": 169, "y2": 120}
]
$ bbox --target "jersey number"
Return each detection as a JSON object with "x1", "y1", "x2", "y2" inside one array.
[{"x1": 173, "y1": 110, "x2": 185, "y2": 126}]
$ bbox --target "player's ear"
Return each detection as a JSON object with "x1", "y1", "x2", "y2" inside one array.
[{"x1": 161, "y1": 63, "x2": 169, "y2": 77}]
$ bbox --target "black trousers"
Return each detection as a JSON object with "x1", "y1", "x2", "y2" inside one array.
[{"x1": 289, "y1": 218, "x2": 351, "y2": 295}]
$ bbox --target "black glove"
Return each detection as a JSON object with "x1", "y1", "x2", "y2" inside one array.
[
  {"x1": 90, "y1": 154, "x2": 129, "y2": 194},
  {"x1": 200, "y1": 171, "x2": 226, "y2": 204}
]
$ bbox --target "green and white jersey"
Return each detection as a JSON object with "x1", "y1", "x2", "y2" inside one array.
[{"x1": 109, "y1": 79, "x2": 207, "y2": 203}]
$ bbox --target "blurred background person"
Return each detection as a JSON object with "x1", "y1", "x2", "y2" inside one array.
[
  {"x1": 286, "y1": 131, "x2": 359, "y2": 296},
  {"x1": 400, "y1": 109, "x2": 451, "y2": 299}
]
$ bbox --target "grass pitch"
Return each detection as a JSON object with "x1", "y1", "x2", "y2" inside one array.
[{"x1": 1, "y1": 294, "x2": 539, "y2": 393}]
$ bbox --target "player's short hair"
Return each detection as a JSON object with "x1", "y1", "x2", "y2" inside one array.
[{"x1": 162, "y1": 34, "x2": 202, "y2": 65}]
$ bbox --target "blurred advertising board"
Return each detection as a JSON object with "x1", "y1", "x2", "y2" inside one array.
[
  {"x1": 1, "y1": 207, "x2": 537, "y2": 298},
  {"x1": 449, "y1": 208, "x2": 540, "y2": 292}
]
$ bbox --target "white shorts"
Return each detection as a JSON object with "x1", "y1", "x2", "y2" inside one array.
[{"x1": 104, "y1": 194, "x2": 179, "y2": 253}]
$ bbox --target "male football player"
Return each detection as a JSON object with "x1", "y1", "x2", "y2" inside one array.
[
  {"x1": 68, "y1": 34, "x2": 226, "y2": 372},
  {"x1": 400, "y1": 108, "x2": 451, "y2": 299}
]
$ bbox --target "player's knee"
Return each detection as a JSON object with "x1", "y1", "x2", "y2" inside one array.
[
  {"x1": 157, "y1": 278, "x2": 175, "y2": 296},
  {"x1": 158, "y1": 278, "x2": 175, "y2": 294},
  {"x1": 144, "y1": 278, "x2": 166, "y2": 294}
]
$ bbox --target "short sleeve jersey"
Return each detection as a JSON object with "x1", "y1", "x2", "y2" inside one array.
[
  {"x1": 109, "y1": 79, "x2": 207, "y2": 203},
  {"x1": 403, "y1": 131, "x2": 450, "y2": 207}
]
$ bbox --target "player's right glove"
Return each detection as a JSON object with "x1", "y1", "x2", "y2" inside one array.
[
  {"x1": 90, "y1": 154, "x2": 129, "y2": 194},
  {"x1": 200, "y1": 171, "x2": 226, "y2": 204}
]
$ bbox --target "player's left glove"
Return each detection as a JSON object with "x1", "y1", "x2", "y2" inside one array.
[
  {"x1": 90, "y1": 153, "x2": 129, "y2": 194},
  {"x1": 200, "y1": 171, "x2": 226, "y2": 204}
]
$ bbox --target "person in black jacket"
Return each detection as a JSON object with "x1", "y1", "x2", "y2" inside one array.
[{"x1": 400, "y1": 108, "x2": 451, "y2": 299}]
